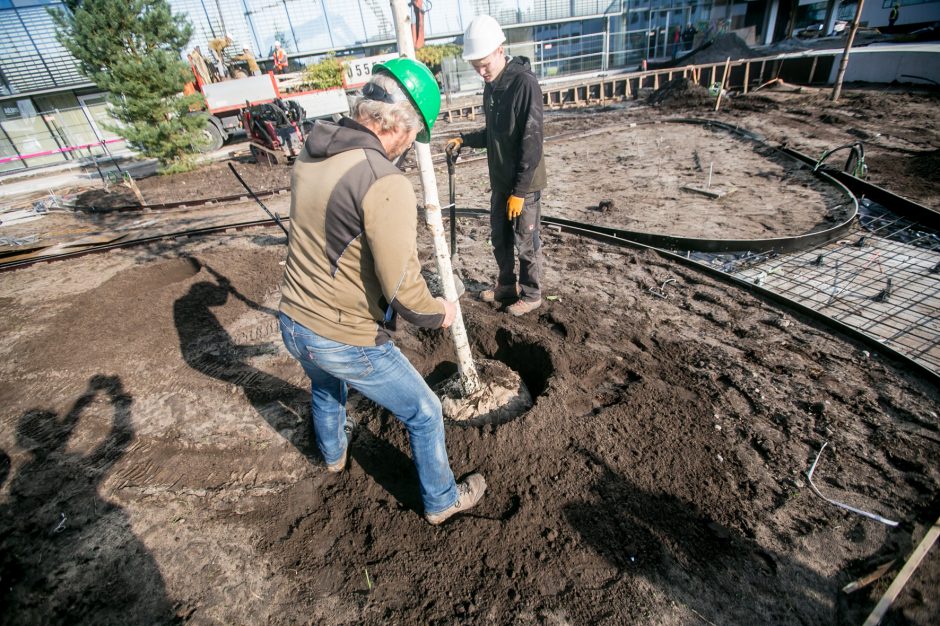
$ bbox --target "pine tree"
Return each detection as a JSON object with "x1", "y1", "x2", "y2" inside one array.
[{"x1": 52, "y1": 0, "x2": 208, "y2": 172}]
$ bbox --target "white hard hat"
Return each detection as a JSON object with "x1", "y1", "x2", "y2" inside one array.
[{"x1": 461, "y1": 15, "x2": 506, "y2": 61}]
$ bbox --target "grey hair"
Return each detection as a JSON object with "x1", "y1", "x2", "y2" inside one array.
[{"x1": 351, "y1": 73, "x2": 423, "y2": 135}]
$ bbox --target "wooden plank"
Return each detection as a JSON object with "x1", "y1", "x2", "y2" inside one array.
[
  {"x1": 808, "y1": 56, "x2": 819, "y2": 84},
  {"x1": 862, "y1": 517, "x2": 940, "y2": 626},
  {"x1": 681, "y1": 185, "x2": 728, "y2": 199},
  {"x1": 743, "y1": 61, "x2": 750, "y2": 94}
]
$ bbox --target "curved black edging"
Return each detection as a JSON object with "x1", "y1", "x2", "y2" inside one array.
[
  {"x1": 780, "y1": 146, "x2": 940, "y2": 228},
  {"x1": 0, "y1": 218, "x2": 283, "y2": 271},
  {"x1": 2, "y1": 206, "x2": 935, "y2": 387},
  {"x1": 65, "y1": 187, "x2": 288, "y2": 213},
  {"x1": 539, "y1": 219, "x2": 940, "y2": 388}
]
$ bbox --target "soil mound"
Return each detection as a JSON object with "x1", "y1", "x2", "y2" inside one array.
[
  {"x1": 681, "y1": 33, "x2": 755, "y2": 66},
  {"x1": 648, "y1": 77, "x2": 711, "y2": 107}
]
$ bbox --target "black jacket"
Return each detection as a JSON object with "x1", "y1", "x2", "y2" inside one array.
[{"x1": 461, "y1": 56, "x2": 546, "y2": 197}]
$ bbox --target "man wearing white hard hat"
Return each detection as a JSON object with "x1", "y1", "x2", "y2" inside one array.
[{"x1": 445, "y1": 15, "x2": 547, "y2": 316}]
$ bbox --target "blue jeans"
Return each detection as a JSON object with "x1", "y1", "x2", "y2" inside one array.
[{"x1": 278, "y1": 312, "x2": 458, "y2": 514}]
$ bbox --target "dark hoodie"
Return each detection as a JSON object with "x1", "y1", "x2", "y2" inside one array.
[
  {"x1": 460, "y1": 56, "x2": 546, "y2": 197},
  {"x1": 279, "y1": 118, "x2": 445, "y2": 346}
]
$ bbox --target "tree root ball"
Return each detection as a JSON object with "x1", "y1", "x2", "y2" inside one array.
[{"x1": 436, "y1": 358, "x2": 533, "y2": 425}]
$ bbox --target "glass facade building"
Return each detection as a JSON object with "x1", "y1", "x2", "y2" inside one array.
[
  {"x1": 1, "y1": 0, "x2": 719, "y2": 171},
  {"x1": 15, "y1": 0, "x2": 919, "y2": 171}
]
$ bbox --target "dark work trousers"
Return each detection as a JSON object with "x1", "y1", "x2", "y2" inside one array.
[{"x1": 490, "y1": 190, "x2": 542, "y2": 302}]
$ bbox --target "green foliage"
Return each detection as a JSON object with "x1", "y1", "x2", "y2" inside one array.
[
  {"x1": 300, "y1": 53, "x2": 343, "y2": 90},
  {"x1": 51, "y1": 0, "x2": 208, "y2": 171},
  {"x1": 416, "y1": 43, "x2": 461, "y2": 74}
]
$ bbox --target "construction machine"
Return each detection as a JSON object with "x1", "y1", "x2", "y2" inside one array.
[
  {"x1": 241, "y1": 98, "x2": 306, "y2": 165},
  {"x1": 186, "y1": 67, "x2": 348, "y2": 156}
]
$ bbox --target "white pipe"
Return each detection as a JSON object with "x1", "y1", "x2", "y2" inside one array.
[{"x1": 389, "y1": 0, "x2": 481, "y2": 395}]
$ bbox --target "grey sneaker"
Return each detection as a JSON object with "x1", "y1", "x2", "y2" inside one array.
[
  {"x1": 326, "y1": 447, "x2": 347, "y2": 473},
  {"x1": 479, "y1": 284, "x2": 518, "y2": 303},
  {"x1": 426, "y1": 473, "x2": 487, "y2": 525},
  {"x1": 507, "y1": 298, "x2": 542, "y2": 316}
]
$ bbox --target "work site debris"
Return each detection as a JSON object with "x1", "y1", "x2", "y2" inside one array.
[
  {"x1": 680, "y1": 33, "x2": 756, "y2": 66},
  {"x1": 647, "y1": 77, "x2": 710, "y2": 108},
  {"x1": 806, "y1": 442, "x2": 899, "y2": 527},
  {"x1": 0, "y1": 234, "x2": 40, "y2": 247},
  {"x1": 0, "y1": 208, "x2": 46, "y2": 227}
]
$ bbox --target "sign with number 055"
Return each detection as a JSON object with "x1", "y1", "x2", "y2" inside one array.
[{"x1": 342, "y1": 54, "x2": 398, "y2": 89}]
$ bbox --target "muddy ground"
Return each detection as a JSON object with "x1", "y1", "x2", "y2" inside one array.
[{"x1": 1, "y1": 86, "x2": 939, "y2": 625}]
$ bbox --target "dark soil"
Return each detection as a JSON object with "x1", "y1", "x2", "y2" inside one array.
[
  {"x1": 1, "y1": 86, "x2": 938, "y2": 625},
  {"x1": 647, "y1": 77, "x2": 711, "y2": 108},
  {"x1": 71, "y1": 157, "x2": 292, "y2": 210},
  {"x1": 671, "y1": 33, "x2": 759, "y2": 67}
]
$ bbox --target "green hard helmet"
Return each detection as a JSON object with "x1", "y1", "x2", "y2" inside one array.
[{"x1": 374, "y1": 57, "x2": 441, "y2": 144}]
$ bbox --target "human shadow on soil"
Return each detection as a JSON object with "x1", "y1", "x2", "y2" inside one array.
[
  {"x1": 173, "y1": 274, "x2": 312, "y2": 451},
  {"x1": 563, "y1": 450, "x2": 838, "y2": 625},
  {"x1": 173, "y1": 270, "x2": 426, "y2": 514},
  {"x1": 0, "y1": 375, "x2": 179, "y2": 625}
]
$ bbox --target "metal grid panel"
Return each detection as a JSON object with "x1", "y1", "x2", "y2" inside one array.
[{"x1": 729, "y1": 200, "x2": 940, "y2": 374}]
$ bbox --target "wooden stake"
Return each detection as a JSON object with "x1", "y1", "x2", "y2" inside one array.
[
  {"x1": 753, "y1": 77, "x2": 782, "y2": 92},
  {"x1": 862, "y1": 517, "x2": 940, "y2": 626},
  {"x1": 123, "y1": 173, "x2": 146, "y2": 207},
  {"x1": 842, "y1": 559, "x2": 898, "y2": 594},
  {"x1": 743, "y1": 61, "x2": 750, "y2": 94},
  {"x1": 714, "y1": 57, "x2": 731, "y2": 112},
  {"x1": 808, "y1": 56, "x2": 819, "y2": 85}
]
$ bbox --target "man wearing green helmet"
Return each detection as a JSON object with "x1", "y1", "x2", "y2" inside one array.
[{"x1": 278, "y1": 57, "x2": 486, "y2": 525}]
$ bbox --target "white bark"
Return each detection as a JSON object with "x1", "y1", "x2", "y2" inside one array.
[{"x1": 390, "y1": 0, "x2": 481, "y2": 395}]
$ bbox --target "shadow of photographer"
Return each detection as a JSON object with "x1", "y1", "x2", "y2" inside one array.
[{"x1": 0, "y1": 375, "x2": 178, "y2": 624}]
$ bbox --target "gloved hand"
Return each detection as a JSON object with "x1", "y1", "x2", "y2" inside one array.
[
  {"x1": 444, "y1": 137, "x2": 462, "y2": 157},
  {"x1": 507, "y1": 195, "x2": 525, "y2": 219}
]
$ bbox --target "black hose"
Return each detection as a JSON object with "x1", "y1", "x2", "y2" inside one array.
[{"x1": 227, "y1": 162, "x2": 289, "y2": 237}]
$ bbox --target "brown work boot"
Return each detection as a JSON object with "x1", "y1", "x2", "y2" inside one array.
[
  {"x1": 507, "y1": 298, "x2": 542, "y2": 316},
  {"x1": 326, "y1": 447, "x2": 348, "y2": 473},
  {"x1": 426, "y1": 473, "x2": 487, "y2": 525},
  {"x1": 479, "y1": 284, "x2": 518, "y2": 303}
]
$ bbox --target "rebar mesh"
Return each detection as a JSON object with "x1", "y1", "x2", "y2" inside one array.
[{"x1": 725, "y1": 199, "x2": 940, "y2": 374}]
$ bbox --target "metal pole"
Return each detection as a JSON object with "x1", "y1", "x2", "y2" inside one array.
[
  {"x1": 0, "y1": 120, "x2": 26, "y2": 170},
  {"x1": 240, "y1": 0, "x2": 263, "y2": 54},
  {"x1": 318, "y1": 0, "x2": 335, "y2": 49},
  {"x1": 213, "y1": 0, "x2": 228, "y2": 35},
  {"x1": 831, "y1": 0, "x2": 866, "y2": 102},
  {"x1": 389, "y1": 0, "x2": 481, "y2": 396},
  {"x1": 280, "y1": 0, "x2": 300, "y2": 52}
]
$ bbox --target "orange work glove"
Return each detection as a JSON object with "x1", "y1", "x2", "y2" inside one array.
[
  {"x1": 507, "y1": 195, "x2": 525, "y2": 219},
  {"x1": 445, "y1": 137, "x2": 462, "y2": 157}
]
